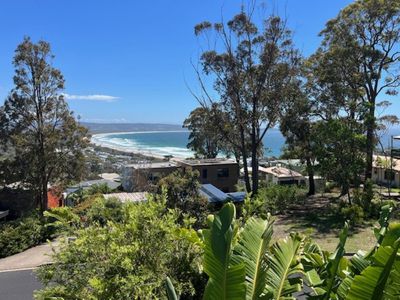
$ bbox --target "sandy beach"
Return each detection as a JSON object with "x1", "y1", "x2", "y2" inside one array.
[{"x1": 90, "y1": 131, "x2": 192, "y2": 159}]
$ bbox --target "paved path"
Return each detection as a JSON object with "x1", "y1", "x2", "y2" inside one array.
[
  {"x1": 0, "y1": 241, "x2": 57, "y2": 272},
  {"x1": 0, "y1": 270, "x2": 42, "y2": 300}
]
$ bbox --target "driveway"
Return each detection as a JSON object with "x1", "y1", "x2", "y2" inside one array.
[
  {"x1": 0, "y1": 241, "x2": 57, "y2": 272},
  {"x1": 0, "y1": 269, "x2": 42, "y2": 300},
  {"x1": 0, "y1": 242, "x2": 57, "y2": 299}
]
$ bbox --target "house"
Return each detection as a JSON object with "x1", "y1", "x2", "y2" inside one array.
[
  {"x1": 64, "y1": 179, "x2": 121, "y2": 201},
  {"x1": 176, "y1": 158, "x2": 239, "y2": 192},
  {"x1": 122, "y1": 158, "x2": 239, "y2": 192},
  {"x1": 122, "y1": 161, "x2": 178, "y2": 192},
  {"x1": 240, "y1": 165, "x2": 305, "y2": 185},
  {"x1": 372, "y1": 155, "x2": 400, "y2": 187},
  {"x1": 260, "y1": 166, "x2": 305, "y2": 185},
  {"x1": 47, "y1": 187, "x2": 64, "y2": 208}
]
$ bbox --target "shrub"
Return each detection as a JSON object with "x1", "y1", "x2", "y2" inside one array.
[
  {"x1": 0, "y1": 213, "x2": 47, "y2": 258},
  {"x1": 158, "y1": 169, "x2": 210, "y2": 228},
  {"x1": 244, "y1": 185, "x2": 307, "y2": 217},
  {"x1": 338, "y1": 204, "x2": 364, "y2": 226},
  {"x1": 35, "y1": 197, "x2": 204, "y2": 299},
  {"x1": 86, "y1": 196, "x2": 124, "y2": 226},
  {"x1": 324, "y1": 181, "x2": 337, "y2": 193}
]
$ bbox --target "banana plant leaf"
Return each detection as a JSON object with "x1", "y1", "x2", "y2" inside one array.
[
  {"x1": 202, "y1": 203, "x2": 246, "y2": 300},
  {"x1": 232, "y1": 214, "x2": 274, "y2": 300}
]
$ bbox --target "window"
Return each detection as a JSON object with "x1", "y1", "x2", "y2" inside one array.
[
  {"x1": 217, "y1": 167, "x2": 229, "y2": 178},
  {"x1": 384, "y1": 170, "x2": 395, "y2": 181},
  {"x1": 202, "y1": 169, "x2": 208, "y2": 179}
]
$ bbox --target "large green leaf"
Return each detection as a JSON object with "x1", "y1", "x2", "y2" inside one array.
[
  {"x1": 265, "y1": 233, "x2": 303, "y2": 299},
  {"x1": 346, "y1": 238, "x2": 400, "y2": 300},
  {"x1": 202, "y1": 203, "x2": 246, "y2": 300},
  {"x1": 233, "y1": 215, "x2": 274, "y2": 300},
  {"x1": 321, "y1": 222, "x2": 349, "y2": 300},
  {"x1": 165, "y1": 277, "x2": 178, "y2": 300}
]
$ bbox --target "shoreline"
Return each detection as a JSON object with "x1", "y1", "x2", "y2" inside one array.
[
  {"x1": 90, "y1": 130, "x2": 192, "y2": 160},
  {"x1": 91, "y1": 130, "x2": 188, "y2": 137}
]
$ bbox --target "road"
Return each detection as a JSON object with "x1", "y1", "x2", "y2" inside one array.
[{"x1": 0, "y1": 269, "x2": 42, "y2": 300}]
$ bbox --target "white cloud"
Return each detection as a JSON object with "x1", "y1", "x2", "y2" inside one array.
[{"x1": 63, "y1": 93, "x2": 119, "y2": 102}]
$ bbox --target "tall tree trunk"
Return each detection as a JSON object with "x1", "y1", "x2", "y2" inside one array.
[
  {"x1": 41, "y1": 179, "x2": 48, "y2": 212},
  {"x1": 306, "y1": 157, "x2": 315, "y2": 196},
  {"x1": 239, "y1": 126, "x2": 251, "y2": 193},
  {"x1": 251, "y1": 127, "x2": 259, "y2": 196},
  {"x1": 365, "y1": 98, "x2": 376, "y2": 181}
]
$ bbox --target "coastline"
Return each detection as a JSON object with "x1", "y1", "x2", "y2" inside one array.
[{"x1": 90, "y1": 130, "x2": 192, "y2": 160}]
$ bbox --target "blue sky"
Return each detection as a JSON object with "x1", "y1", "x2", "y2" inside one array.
[{"x1": 0, "y1": 0, "x2": 398, "y2": 124}]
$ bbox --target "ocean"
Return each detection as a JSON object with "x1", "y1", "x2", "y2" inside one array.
[
  {"x1": 91, "y1": 126, "x2": 400, "y2": 159},
  {"x1": 91, "y1": 128, "x2": 286, "y2": 158}
]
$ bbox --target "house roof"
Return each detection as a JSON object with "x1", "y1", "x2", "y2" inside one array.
[
  {"x1": 177, "y1": 158, "x2": 237, "y2": 167},
  {"x1": 103, "y1": 192, "x2": 147, "y2": 203},
  {"x1": 373, "y1": 155, "x2": 400, "y2": 172},
  {"x1": 240, "y1": 166, "x2": 304, "y2": 179},
  {"x1": 260, "y1": 166, "x2": 304, "y2": 179},
  {"x1": 99, "y1": 173, "x2": 121, "y2": 181},
  {"x1": 125, "y1": 161, "x2": 178, "y2": 169},
  {"x1": 65, "y1": 179, "x2": 121, "y2": 195},
  {"x1": 199, "y1": 184, "x2": 245, "y2": 203}
]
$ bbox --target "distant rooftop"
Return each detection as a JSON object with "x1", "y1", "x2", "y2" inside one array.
[
  {"x1": 373, "y1": 155, "x2": 400, "y2": 171},
  {"x1": 178, "y1": 158, "x2": 237, "y2": 166},
  {"x1": 260, "y1": 166, "x2": 303, "y2": 178},
  {"x1": 104, "y1": 192, "x2": 147, "y2": 203},
  {"x1": 125, "y1": 161, "x2": 178, "y2": 169}
]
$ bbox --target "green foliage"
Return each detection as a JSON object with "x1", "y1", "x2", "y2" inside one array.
[
  {"x1": 313, "y1": 119, "x2": 366, "y2": 196},
  {"x1": 200, "y1": 203, "x2": 304, "y2": 299},
  {"x1": 44, "y1": 207, "x2": 81, "y2": 236},
  {"x1": 158, "y1": 169, "x2": 209, "y2": 228},
  {"x1": 166, "y1": 277, "x2": 179, "y2": 300},
  {"x1": 243, "y1": 185, "x2": 306, "y2": 218},
  {"x1": 0, "y1": 37, "x2": 88, "y2": 211},
  {"x1": 35, "y1": 197, "x2": 204, "y2": 300},
  {"x1": 233, "y1": 215, "x2": 274, "y2": 299},
  {"x1": 85, "y1": 197, "x2": 124, "y2": 226},
  {"x1": 194, "y1": 8, "x2": 300, "y2": 194},
  {"x1": 183, "y1": 106, "x2": 225, "y2": 159},
  {"x1": 353, "y1": 179, "x2": 375, "y2": 216},
  {"x1": 201, "y1": 203, "x2": 246, "y2": 300},
  {"x1": 67, "y1": 183, "x2": 116, "y2": 207},
  {"x1": 339, "y1": 204, "x2": 364, "y2": 227},
  {"x1": 0, "y1": 213, "x2": 48, "y2": 258}
]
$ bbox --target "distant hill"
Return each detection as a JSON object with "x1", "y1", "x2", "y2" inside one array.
[{"x1": 81, "y1": 122, "x2": 184, "y2": 134}]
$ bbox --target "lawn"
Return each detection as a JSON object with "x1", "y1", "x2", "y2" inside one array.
[{"x1": 271, "y1": 192, "x2": 395, "y2": 253}]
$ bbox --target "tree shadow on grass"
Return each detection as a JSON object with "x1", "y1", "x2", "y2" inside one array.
[{"x1": 275, "y1": 194, "x2": 370, "y2": 236}]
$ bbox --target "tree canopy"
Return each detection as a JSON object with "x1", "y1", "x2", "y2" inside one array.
[{"x1": 0, "y1": 37, "x2": 88, "y2": 211}]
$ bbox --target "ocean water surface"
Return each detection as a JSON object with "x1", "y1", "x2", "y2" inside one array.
[
  {"x1": 92, "y1": 129, "x2": 286, "y2": 158},
  {"x1": 92, "y1": 125, "x2": 400, "y2": 159}
]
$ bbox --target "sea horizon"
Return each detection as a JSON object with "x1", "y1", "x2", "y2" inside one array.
[
  {"x1": 91, "y1": 128, "x2": 286, "y2": 158},
  {"x1": 91, "y1": 125, "x2": 400, "y2": 159}
]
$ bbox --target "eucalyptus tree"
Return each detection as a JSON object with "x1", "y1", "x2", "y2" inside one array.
[
  {"x1": 317, "y1": 0, "x2": 400, "y2": 181},
  {"x1": 193, "y1": 6, "x2": 300, "y2": 194},
  {"x1": 183, "y1": 105, "x2": 223, "y2": 159},
  {"x1": 280, "y1": 84, "x2": 317, "y2": 195},
  {"x1": 0, "y1": 37, "x2": 88, "y2": 211}
]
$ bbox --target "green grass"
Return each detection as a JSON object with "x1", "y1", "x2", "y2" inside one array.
[
  {"x1": 270, "y1": 192, "x2": 398, "y2": 253},
  {"x1": 273, "y1": 220, "x2": 376, "y2": 253}
]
